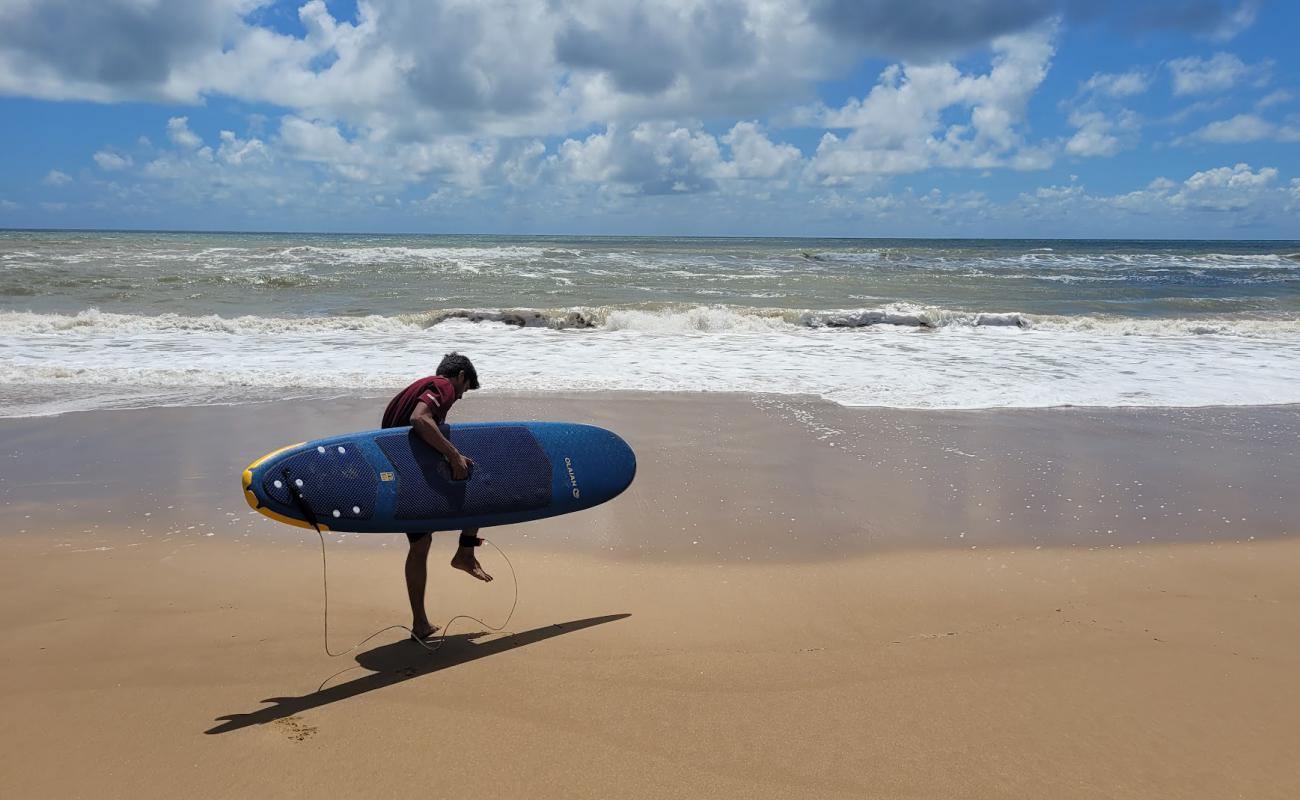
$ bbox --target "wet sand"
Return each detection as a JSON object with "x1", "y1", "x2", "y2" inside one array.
[{"x1": 2, "y1": 394, "x2": 1298, "y2": 798}]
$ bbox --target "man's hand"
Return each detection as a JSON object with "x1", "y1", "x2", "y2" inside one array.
[{"x1": 449, "y1": 451, "x2": 475, "y2": 480}]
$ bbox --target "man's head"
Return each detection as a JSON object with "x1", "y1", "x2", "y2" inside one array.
[{"x1": 436, "y1": 352, "x2": 479, "y2": 399}]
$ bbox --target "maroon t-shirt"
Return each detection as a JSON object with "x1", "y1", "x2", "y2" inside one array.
[{"x1": 382, "y1": 375, "x2": 457, "y2": 428}]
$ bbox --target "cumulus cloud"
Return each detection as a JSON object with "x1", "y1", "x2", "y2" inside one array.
[
  {"x1": 544, "y1": 119, "x2": 805, "y2": 196},
  {"x1": 278, "y1": 116, "x2": 502, "y2": 188},
  {"x1": 0, "y1": 0, "x2": 248, "y2": 102},
  {"x1": 0, "y1": 1, "x2": 1053, "y2": 141},
  {"x1": 1167, "y1": 52, "x2": 1267, "y2": 95},
  {"x1": 42, "y1": 169, "x2": 72, "y2": 186},
  {"x1": 1171, "y1": 162, "x2": 1277, "y2": 210},
  {"x1": 1065, "y1": 109, "x2": 1140, "y2": 156},
  {"x1": 0, "y1": 1, "x2": 842, "y2": 138},
  {"x1": 556, "y1": 3, "x2": 760, "y2": 96},
  {"x1": 807, "y1": 24, "x2": 1057, "y2": 182},
  {"x1": 93, "y1": 151, "x2": 132, "y2": 170},
  {"x1": 0, "y1": 0, "x2": 1267, "y2": 136},
  {"x1": 216, "y1": 130, "x2": 269, "y2": 166},
  {"x1": 1062, "y1": 69, "x2": 1148, "y2": 157},
  {"x1": 1186, "y1": 114, "x2": 1300, "y2": 143},
  {"x1": 10, "y1": 0, "x2": 1286, "y2": 234},
  {"x1": 1005, "y1": 161, "x2": 1290, "y2": 232},
  {"x1": 811, "y1": 160, "x2": 1293, "y2": 235},
  {"x1": 718, "y1": 123, "x2": 803, "y2": 180},
  {"x1": 166, "y1": 117, "x2": 203, "y2": 149},
  {"x1": 1095, "y1": 163, "x2": 1282, "y2": 216},
  {"x1": 552, "y1": 122, "x2": 725, "y2": 195}
]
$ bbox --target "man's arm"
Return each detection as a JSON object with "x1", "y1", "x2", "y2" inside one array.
[{"x1": 410, "y1": 402, "x2": 473, "y2": 479}]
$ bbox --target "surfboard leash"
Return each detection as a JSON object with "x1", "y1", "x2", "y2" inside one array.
[
  {"x1": 279, "y1": 467, "x2": 520, "y2": 666},
  {"x1": 314, "y1": 528, "x2": 519, "y2": 661}
]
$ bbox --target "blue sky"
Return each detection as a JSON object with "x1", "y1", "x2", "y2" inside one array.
[{"x1": 1, "y1": 0, "x2": 1297, "y2": 237}]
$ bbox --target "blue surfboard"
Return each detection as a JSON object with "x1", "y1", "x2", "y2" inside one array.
[{"x1": 242, "y1": 422, "x2": 636, "y2": 533}]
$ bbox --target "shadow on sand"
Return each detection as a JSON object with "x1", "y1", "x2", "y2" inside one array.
[{"x1": 206, "y1": 613, "x2": 630, "y2": 734}]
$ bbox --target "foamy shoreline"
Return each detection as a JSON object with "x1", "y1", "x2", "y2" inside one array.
[{"x1": 5, "y1": 309, "x2": 1300, "y2": 413}]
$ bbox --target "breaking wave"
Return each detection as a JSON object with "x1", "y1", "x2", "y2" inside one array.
[{"x1": 4, "y1": 304, "x2": 1299, "y2": 338}]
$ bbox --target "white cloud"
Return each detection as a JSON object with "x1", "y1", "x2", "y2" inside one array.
[
  {"x1": 167, "y1": 117, "x2": 203, "y2": 149},
  {"x1": 808, "y1": 23, "x2": 1057, "y2": 182},
  {"x1": 1187, "y1": 114, "x2": 1300, "y2": 144},
  {"x1": 93, "y1": 151, "x2": 132, "y2": 170},
  {"x1": 1079, "y1": 70, "x2": 1149, "y2": 97},
  {"x1": 43, "y1": 169, "x2": 72, "y2": 186},
  {"x1": 277, "y1": 116, "x2": 499, "y2": 188},
  {"x1": 0, "y1": 1, "x2": 849, "y2": 141},
  {"x1": 1002, "y1": 161, "x2": 1292, "y2": 233},
  {"x1": 1061, "y1": 66, "x2": 1150, "y2": 158},
  {"x1": 1167, "y1": 52, "x2": 1266, "y2": 96},
  {"x1": 1171, "y1": 163, "x2": 1277, "y2": 211},
  {"x1": 1256, "y1": 90, "x2": 1293, "y2": 110},
  {"x1": 216, "y1": 130, "x2": 268, "y2": 166},
  {"x1": 718, "y1": 122, "x2": 802, "y2": 180},
  {"x1": 1065, "y1": 109, "x2": 1140, "y2": 157},
  {"x1": 0, "y1": 198, "x2": 19, "y2": 211},
  {"x1": 499, "y1": 140, "x2": 547, "y2": 188},
  {"x1": 552, "y1": 122, "x2": 725, "y2": 195}
]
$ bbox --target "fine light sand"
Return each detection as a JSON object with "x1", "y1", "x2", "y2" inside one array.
[{"x1": 1, "y1": 393, "x2": 1298, "y2": 799}]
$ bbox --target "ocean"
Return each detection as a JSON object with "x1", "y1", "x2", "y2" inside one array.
[{"x1": 2, "y1": 230, "x2": 1298, "y2": 416}]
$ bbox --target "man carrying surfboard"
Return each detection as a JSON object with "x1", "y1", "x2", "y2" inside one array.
[{"x1": 382, "y1": 352, "x2": 490, "y2": 641}]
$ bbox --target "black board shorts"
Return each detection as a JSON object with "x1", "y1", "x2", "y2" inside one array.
[{"x1": 406, "y1": 529, "x2": 479, "y2": 545}]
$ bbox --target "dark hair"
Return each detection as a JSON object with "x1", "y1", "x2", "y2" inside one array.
[{"x1": 436, "y1": 352, "x2": 479, "y2": 389}]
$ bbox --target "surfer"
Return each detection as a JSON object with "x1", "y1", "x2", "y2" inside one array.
[{"x1": 381, "y1": 352, "x2": 491, "y2": 641}]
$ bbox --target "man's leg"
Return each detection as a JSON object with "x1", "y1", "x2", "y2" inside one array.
[
  {"x1": 450, "y1": 528, "x2": 493, "y2": 582},
  {"x1": 405, "y1": 532, "x2": 438, "y2": 638}
]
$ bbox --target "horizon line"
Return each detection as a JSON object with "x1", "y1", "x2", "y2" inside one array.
[{"x1": 2, "y1": 226, "x2": 1298, "y2": 243}]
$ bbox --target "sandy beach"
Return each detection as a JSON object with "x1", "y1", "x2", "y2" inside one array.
[{"x1": 2, "y1": 393, "x2": 1298, "y2": 799}]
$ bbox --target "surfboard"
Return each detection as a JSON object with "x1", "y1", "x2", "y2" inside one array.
[{"x1": 242, "y1": 422, "x2": 636, "y2": 533}]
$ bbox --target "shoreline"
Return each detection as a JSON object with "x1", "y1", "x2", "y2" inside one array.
[
  {"x1": 3, "y1": 392, "x2": 1295, "y2": 559},
  {"x1": 5, "y1": 384, "x2": 1300, "y2": 420}
]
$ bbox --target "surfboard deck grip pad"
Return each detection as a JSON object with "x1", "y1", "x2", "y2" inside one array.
[
  {"x1": 377, "y1": 427, "x2": 552, "y2": 520},
  {"x1": 261, "y1": 442, "x2": 378, "y2": 520}
]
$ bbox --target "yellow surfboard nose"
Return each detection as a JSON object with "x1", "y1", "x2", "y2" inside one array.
[{"x1": 241, "y1": 442, "x2": 330, "y2": 531}]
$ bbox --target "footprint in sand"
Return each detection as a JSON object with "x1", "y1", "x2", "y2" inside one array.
[{"x1": 273, "y1": 715, "x2": 318, "y2": 742}]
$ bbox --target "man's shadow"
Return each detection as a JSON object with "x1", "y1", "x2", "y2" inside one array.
[{"x1": 206, "y1": 614, "x2": 630, "y2": 734}]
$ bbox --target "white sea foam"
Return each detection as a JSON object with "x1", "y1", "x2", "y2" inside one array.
[{"x1": 3, "y1": 307, "x2": 1299, "y2": 415}]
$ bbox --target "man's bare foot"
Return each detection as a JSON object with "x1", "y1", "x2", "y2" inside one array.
[
  {"x1": 450, "y1": 549, "x2": 493, "y2": 582},
  {"x1": 410, "y1": 623, "x2": 440, "y2": 641}
]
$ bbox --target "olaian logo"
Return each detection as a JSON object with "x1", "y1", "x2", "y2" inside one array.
[{"x1": 564, "y1": 457, "x2": 580, "y2": 499}]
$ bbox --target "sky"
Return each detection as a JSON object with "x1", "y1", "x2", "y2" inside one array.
[{"x1": 0, "y1": 0, "x2": 1297, "y2": 238}]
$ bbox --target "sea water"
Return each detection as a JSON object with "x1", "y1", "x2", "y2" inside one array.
[{"x1": 2, "y1": 230, "x2": 1298, "y2": 415}]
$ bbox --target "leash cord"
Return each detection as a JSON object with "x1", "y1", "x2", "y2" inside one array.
[{"x1": 315, "y1": 530, "x2": 519, "y2": 659}]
